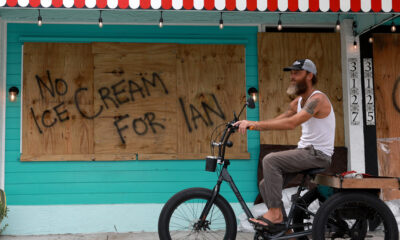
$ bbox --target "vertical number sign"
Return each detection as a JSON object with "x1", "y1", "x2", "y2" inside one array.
[
  {"x1": 363, "y1": 58, "x2": 375, "y2": 125},
  {"x1": 348, "y1": 58, "x2": 361, "y2": 125}
]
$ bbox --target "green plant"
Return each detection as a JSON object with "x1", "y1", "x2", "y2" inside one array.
[{"x1": 0, "y1": 190, "x2": 8, "y2": 234}]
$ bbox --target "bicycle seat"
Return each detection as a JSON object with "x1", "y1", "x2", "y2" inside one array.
[{"x1": 300, "y1": 168, "x2": 326, "y2": 176}]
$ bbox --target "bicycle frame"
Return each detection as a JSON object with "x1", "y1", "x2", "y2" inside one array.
[
  {"x1": 199, "y1": 165, "x2": 254, "y2": 222},
  {"x1": 200, "y1": 162, "x2": 316, "y2": 239},
  {"x1": 197, "y1": 98, "x2": 314, "y2": 239}
]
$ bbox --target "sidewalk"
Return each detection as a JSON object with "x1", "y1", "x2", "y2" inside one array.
[
  {"x1": 0, "y1": 231, "x2": 389, "y2": 239},
  {"x1": 0, "y1": 232, "x2": 255, "y2": 240}
]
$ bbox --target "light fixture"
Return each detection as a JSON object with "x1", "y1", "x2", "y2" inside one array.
[
  {"x1": 369, "y1": 36, "x2": 374, "y2": 43},
  {"x1": 335, "y1": 14, "x2": 340, "y2": 32},
  {"x1": 391, "y1": 21, "x2": 396, "y2": 32},
  {"x1": 37, "y1": 9, "x2": 42, "y2": 27},
  {"x1": 277, "y1": 13, "x2": 282, "y2": 31},
  {"x1": 98, "y1": 10, "x2": 103, "y2": 28},
  {"x1": 247, "y1": 87, "x2": 258, "y2": 102},
  {"x1": 159, "y1": 11, "x2": 164, "y2": 28},
  {"x1": 352, "y1": 22, "x2": 357, "y2": 49},
  {"x1": 219, "y1": 12, "x2": 224, "y2": 29},
  {"x1": 9, "y1": 87, "x2": 19, "y2": 102}
]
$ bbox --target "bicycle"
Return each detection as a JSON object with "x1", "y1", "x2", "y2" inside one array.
[{"x1": 158, "y1": 97, "x2": 399, "y2": 240}]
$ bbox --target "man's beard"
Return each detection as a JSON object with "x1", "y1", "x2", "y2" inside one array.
[{"x1": 286, "y1": 78, "x2": 307, "y2": 96}]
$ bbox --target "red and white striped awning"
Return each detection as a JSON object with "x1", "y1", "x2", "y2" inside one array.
[{"x1": 1, "y1": 0, "x2": 400, "y2": 12}]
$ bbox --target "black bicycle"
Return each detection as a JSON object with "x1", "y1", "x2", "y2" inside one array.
[{"x1": 158, "y1": 97, "x2": 398, "y2": 240}]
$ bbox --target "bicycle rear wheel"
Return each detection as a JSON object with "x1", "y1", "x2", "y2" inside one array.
[
  {"x1": 158, "y1": 187, "x2": 237, "y2": 240},
  {"x1": 312, "y1": 191, "x2": 398, "y2": 240}
]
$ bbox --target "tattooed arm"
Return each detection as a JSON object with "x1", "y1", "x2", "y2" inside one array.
[
  {"x1": 234, "y1": 95, "x2": 323, "y2": 134},
  {"x1": 274, "y1": 97, "x2": 299, "y2": 120}
]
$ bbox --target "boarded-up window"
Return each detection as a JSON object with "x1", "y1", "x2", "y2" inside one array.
[
  {"x1": 257, "y1": 33, "x2": 344, "y2": 146},
  {"x1": 373, "y1": 34, "x2": 400, "y2": 178},
  {"x1": 21, "y1": 43, "x2": 249, "y2": 161}
]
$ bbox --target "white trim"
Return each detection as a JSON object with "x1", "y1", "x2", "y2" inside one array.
[
  {"x1": 340, "y1": 19, "x2": 365, "y2": 173},
  {"x1": 0, "y1": 18, "x2": 6, "y2": 190}
]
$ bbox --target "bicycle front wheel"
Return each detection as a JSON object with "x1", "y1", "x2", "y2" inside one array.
[{"x1": 158, "y1": 187, "x2": 237, "y2": 240}]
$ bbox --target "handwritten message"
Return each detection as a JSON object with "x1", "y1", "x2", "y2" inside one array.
[{"x1": 30, "y1": 70, "x2": 225, "y2": 145}]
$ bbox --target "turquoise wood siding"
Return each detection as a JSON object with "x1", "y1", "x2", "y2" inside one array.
[{"x1": 5, "y1": 23, "x2": 260, "y2": 205}]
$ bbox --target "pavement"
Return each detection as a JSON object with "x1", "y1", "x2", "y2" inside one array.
[
  {"x1": 0, "y1": 231, "x2": 390, "y2": 239},
  {"x1": 0, "y1": 232, "x2": 256, "y2": 240}
]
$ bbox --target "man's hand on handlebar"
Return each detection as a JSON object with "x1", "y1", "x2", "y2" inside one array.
[{"x1": 232, "y1": 120, "x2": 257, "y2": 134}]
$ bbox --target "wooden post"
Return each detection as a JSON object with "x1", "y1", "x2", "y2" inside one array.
[{"x1": 340, "y1": 19, "x2": 365, "y2": 173}]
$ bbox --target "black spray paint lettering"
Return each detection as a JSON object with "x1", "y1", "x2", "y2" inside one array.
[
  {"x1": 114, "y1": 112, "x2": 166, "y2": 144},
  {"x1": 36, "y1": 70, "x2": 68, "y2": 99},
  {"x1": 31, "y1": 71, "x2": 71, "y2": 133},
  {"x1": 142, "y1": 72, "x2": 169, "y2": 96},
  {"x1": 179, "y1": 93, "x2": 226, "y2": 132},
  {"x1": 128, "y1": 80, "x2": 146, "y2": 101},
  {"x1": 98, "y1": 87, "x2": 120, "y2": 109},
  {"x1": 82, "y1": 73, "x2": 170, "y2": 113},
  {"x1": 74, "y1": 88, "x2": 104, "y2": 119},
  {"x1": 112, "y1": 79, "x2": 130, "y2": 105},
  {"x1": 36, "y1": 101, "x2": 70, "y2": 130},
  {"x1": 30, "y1": 107, "x2": 43, "y2": 134},
  {"x1": 31, "y1": 70, "x2": 173, "y2": 142}
]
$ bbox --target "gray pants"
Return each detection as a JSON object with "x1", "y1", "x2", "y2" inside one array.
[{"x1": 259, "y1": 145, "x2": 331, "y2": 209}]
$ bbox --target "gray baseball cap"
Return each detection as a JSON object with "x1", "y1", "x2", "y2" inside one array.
[{"x1": 283, "y1": 59, "x2": 317, "y2": 75}]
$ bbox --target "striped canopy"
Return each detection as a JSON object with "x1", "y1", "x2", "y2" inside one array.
[{"x1": 1, "y1": 0, "x2": 399, "y2": 12}]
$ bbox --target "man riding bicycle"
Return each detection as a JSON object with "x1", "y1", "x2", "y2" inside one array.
[{"x1": 233, "y1": 59, "x2": 335, "y2": 230}]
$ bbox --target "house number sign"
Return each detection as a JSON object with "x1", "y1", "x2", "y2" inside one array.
[
  {"x1": 348, "y1": 58, "x2": 362, "y2": 126},
  {"x1": 363, "y1": 58, "x2": 375, "y2": 126}
]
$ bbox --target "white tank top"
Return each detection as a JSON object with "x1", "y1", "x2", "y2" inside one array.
[{"x1": 297, "y1": 90, "x2": 335, "y2": 156}]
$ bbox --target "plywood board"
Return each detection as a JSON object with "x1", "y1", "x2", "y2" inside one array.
[
  {"x1": 373, "y1": 34, "x2": 400, "y2": 178},
  {"x1": 258, "y1": 33, "x2": 344, "y2": 146},
  {"x1": 21, "y1": 43, "x2": 249, "y2": 161},
  {"x1": 22, "y1": 43, "x2": 94, "y2": 157},
  {"x1": 92, "y1": 43, "x2": 178, "y2": 155},
  {"x1": 176, "y1": 44, "x2": 247, "y2": 156}
]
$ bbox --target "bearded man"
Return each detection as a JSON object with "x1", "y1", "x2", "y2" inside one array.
[{"x1": 233, "y1": 59, "x2": 335, "y2": 229}]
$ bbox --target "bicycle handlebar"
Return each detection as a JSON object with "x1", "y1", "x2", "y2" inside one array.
[{"x1": 210, "y1": 97, "x2": 256, "y2": 165}]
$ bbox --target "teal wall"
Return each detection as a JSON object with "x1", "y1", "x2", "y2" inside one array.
[{"x1": 5, "y1": 23, "x2": 260, "y2": 205}]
